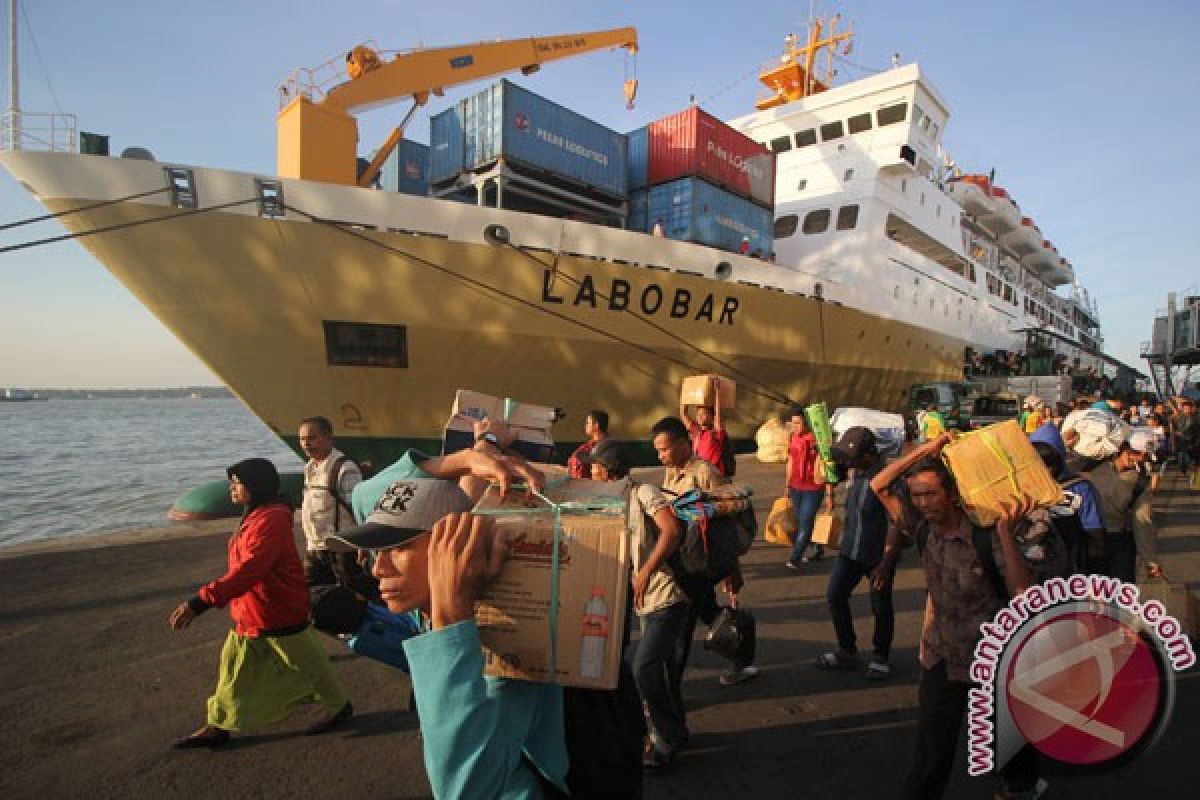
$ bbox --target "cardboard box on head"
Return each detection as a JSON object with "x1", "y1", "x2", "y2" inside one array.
[
  {"x1": 941, "y1": 420, "x2": 1062, "y2": 527},
  {"x1": 472, "y1": 478, "x2": 631, "y2": 690},
  {"x1": 681, "y1": 374, "x2": 736, "y2": 410},
  {"x1": 443, "y1": 389, "x2": 557, "y2": 463}
]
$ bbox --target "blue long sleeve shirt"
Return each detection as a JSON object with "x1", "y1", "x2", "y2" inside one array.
[{"x1": 404, "y1": 620, "x2": 568, "y2": 799}]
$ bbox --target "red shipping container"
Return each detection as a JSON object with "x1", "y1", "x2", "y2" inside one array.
[{"x1": 646, "y1": 107, "x2": 776, "y2": 209}]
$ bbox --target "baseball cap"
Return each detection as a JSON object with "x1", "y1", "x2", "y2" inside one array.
[
  {"x1": 1127, "y1": 430, "x2": 1155, "y2": 455},
  {"x1": 832, "y1": 426, "x2": 877, "y2": 463},
  {"x1": 326, "y1": 478, "x2": 472, "y2": 551},
  {"x1": 581, "y1": 438, "x2": 629, "y2": 477}
]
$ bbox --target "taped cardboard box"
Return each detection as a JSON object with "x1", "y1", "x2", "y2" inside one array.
[
  {"x1": 811, "y1": 511, "x2": 843, "y2": 549},
  {"x1": 443, "y1": 389, "x2": 557, "y2": 463},
  {"x1": 472, "y1": 479, "x2": 630, "y2": 690},
  {"x1": 941, "y1": 420, "x2": 1062, "y2": 527},
  {"x1": 681, "y1": 374, "x2": 736, "y2": 410}
]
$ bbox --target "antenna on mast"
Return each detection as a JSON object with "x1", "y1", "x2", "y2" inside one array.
[{"x1": 7, "y1": 0, "x2": 19, "y2": 150}]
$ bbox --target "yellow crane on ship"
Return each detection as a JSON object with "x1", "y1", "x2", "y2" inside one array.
[{"x1": 277, "y1": 28, "x2": 639, "y2": 187}]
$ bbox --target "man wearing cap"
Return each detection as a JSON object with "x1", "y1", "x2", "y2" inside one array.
[
  {"x1": 1081, "y1": 431, "x2": 1162, "y2": 582},
  {"x1": 815, "y1": 427, "x2": 896, "y2": 679},
  {"x1": 333, "y1": 445, "x2": 570, "y2": 798}
]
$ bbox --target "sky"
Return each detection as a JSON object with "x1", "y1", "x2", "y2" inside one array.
[{"x1": 1, "y1": 0, "x2": 1197, "y2": 388}]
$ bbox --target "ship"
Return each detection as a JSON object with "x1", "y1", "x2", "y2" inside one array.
[{"x1": 0, "y1": 19, "x2": 1121, "y2": 468}]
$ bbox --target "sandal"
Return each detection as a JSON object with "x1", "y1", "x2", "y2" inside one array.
[
  {"x1": 642, "y1": 740, "x2": 677, "y2": 770},
  {"x1": 171, "y1": 725, "x2": 230, "y2": 750},
  {"x1": 866, "y1": 658, "x2": 891, "y2": 681},
  {"x1": 719, "y1": 665, "x2": 760, "y2": 686},
  {"x1": 815, "y1": 651, "x2": 858, "y2": 670}
]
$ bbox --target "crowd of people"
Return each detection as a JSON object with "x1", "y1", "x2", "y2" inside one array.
[{"x1": 160, "y1": 383, "x2": 1197, "y2": 799}]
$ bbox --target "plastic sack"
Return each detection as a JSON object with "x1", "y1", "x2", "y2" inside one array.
[
  {"x1": 829, "y1": 407, "x2": 906, "y2": 457},
  {"x1": 764, "y1": 496, "x2": 796, "y2": 545},
  {"x1": 755, "y1": 417, "x2": 790, "y2": 463},
  {"x1": 1070, "y1": 408, "x2": 1130, "y2": 459}
]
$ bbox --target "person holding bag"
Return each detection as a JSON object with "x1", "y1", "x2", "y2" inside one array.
[{"x1": 785, "y1": 407, "x2": 835, "y2": 569}]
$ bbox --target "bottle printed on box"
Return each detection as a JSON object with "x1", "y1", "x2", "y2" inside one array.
[{"x1": 579, "y1": 586, "x2": 610, "y2": 679}]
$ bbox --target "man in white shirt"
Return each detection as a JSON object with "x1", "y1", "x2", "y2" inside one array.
[{"x1": 299, "y1": 416, "x2": 367, "y2": 591}]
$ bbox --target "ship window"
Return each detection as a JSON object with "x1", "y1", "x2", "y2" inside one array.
[
  {"x1": 796, "y1": 178, "x2": 808, "y2": 191},
  {"x1": 848, "y1": 112, "x2": 872, "y2": 134},
  {"x1": 802, "y1": 209, "x2": 831, "y2": 234},
  {"x1": 323, "y1": 321, "x2": 409, "y2": 368},
  {"x1": 843, "y1": 168, "x2": 854, "y2": 182},
  {"x1": 900, "y1": 145, "x2": 916, "y2": 166},
  {"x1": 836, "y1": 205, "x2": 859, "y2": 230},
  {"x1": 774, "y1": 214, "x2": 799, "y2": 239},
  {"x1": 795, "y1": 128, "x2": 818, "y2": 148},
  {"x1": 877, "y1": 103, "x2": 907, "y2": 126},
  {"x1": 770, "y1": 135, "x2": 792, "y2": 154},
  {"x1": 819, "y1": 121, "x2": 844, "y2": 142}
]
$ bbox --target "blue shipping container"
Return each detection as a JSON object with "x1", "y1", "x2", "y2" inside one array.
[
  {"x1": 628, "y1": 189, "x2": 648, "y2": 232},
  {"x1": 627, "y1": 126, "x2": 648, "y2": 191},
  {"x1": 380, "y1": 139, "x2": 430, "y2": 196},
  {"x1": 430, "y1": 80, "x2": 627, "y2": 197},
  {"x1": 429, "y1": 108, "x2": 464, "y2": 186},
  {"x1": 646, "y1": 177, "x2": 774, "y2": 254}
]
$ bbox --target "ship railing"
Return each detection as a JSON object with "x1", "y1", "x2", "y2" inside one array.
[
  {"x1": 0, "y1": 111, "x2": 77, "y2": 152},
  {"x1": 277, "y1": 40, "x2": 384, "y2": 109}
]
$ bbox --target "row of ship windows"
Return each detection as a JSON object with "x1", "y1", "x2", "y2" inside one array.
[
  {"x1": 769, "y1": 103, "x2": 909, "y2": 153},
  {"x1": 774, "y1": 205, "x2": 860, "y2": 238}
]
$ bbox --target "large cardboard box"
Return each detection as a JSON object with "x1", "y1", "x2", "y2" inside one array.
[
  {"x1": 941, "y1": 420, "x2": 1062, "y2": 527},
  {"x1": 680, "y1": 374, "x2": 736, "y2": 410},
  {"x1": 443, "y1": 389, "x2": 557, "y2": 463},
  {"x1": 472, "y1": 479, "x2": 630, "y2": 689}
]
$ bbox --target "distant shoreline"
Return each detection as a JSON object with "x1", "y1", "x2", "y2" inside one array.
[{"x1": 1, "y1": 386, "x2": 234, "y2": 399}]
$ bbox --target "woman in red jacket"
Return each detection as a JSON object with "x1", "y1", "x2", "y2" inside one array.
[{"x1": 168, "y1": 458, "x2": 351, "y2": 748}]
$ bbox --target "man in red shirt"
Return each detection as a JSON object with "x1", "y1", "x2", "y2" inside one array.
[{"x1": 681, "y1": 379, "x2": 729, "y2": 476}]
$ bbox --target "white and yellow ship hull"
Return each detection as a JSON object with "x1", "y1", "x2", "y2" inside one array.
[{"x1": 2, "y1": 151, "x2": 963, "y2": 466}]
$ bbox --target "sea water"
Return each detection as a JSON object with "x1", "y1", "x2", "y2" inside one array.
[{"x1": 0, "y1": 398, "x2": 303, "y2": 546}]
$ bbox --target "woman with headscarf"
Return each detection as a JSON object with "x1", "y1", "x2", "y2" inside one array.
[{"x1": 168, "y1": 458, "x2": 351, "y2": 748}]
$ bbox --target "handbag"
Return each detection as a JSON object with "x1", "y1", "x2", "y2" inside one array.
[
  {"x1": 703, "y1": 597, "x2": 756, "y2": 667},
  {"x1": 347, "y1": 603, "x2": 421, "y2": 672}
]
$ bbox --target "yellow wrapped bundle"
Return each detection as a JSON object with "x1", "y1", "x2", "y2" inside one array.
[{"x1": 940, "y1": 420, "x2": 1062, "y2": 526}]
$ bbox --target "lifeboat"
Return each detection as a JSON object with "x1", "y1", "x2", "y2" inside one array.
[
  {"x1": 946, "y1": 174, "x2": 993, "y2": 218},
  {"x1": 1001, "y1": 216, "x2": 1042, "y2": 256},
  {"x1": 977, "y1": 186, "x2": 1020, "y2": 235},
  {"x1": 1026, "y1": 239, "x2": 1058, "y2": 274},
  {"x1": 1047, "y1": 257, "x2": 1074, "y2": 287}
]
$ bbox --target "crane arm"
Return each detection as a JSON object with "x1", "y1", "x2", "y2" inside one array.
[
  {"x1": 324, "y1": 28, "x2": 638, "y2": 115},
  {"x1": 277, "y1": 27, "x2": 637, "y2": 186}
]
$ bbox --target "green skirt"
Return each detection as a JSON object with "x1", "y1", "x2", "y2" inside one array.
[{"x1": 206, "y1": 627, "x2": 348, "y2": 731}]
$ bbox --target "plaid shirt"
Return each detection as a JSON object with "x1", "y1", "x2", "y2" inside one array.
[{"x1": 915, "y1": 516, "x2": 1007, "y2": 682}]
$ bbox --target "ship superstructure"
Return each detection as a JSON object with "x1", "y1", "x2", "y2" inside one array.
[{"x1": 726, "y1": 29, "x2": 1105, "y2": 375}]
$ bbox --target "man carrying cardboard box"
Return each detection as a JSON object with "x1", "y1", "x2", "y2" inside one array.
[
  {"x1": 680, "y1": 376, "x2": 732, "y2": 477},
  {"x1": 334, "y1": 449, "x2": 569, "y2": 799}
]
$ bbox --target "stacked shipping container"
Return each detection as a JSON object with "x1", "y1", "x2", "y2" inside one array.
[
  {"x1": 626, "y1": 106, "x2": 776, "y2": 254},
  {"x1": 378, "y1": 140, "x2": 430, "y2": 196},
  {"x1": 429, "y1": 79, "x2": 628, "y2": 199}
]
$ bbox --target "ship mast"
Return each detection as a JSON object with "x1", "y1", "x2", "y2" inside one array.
[
  {"x1": 756, "y1": 13, "x2": 854, "y2": 110},
  {"x1": 6, "y1": 0, "x2": 18, "y2": 150}
]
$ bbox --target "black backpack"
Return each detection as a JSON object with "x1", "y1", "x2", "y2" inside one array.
[
  {"x1": 915, "y1": 515, "x2": 1069, "y2": 603},
  {"x1": 666, "y1": 488, "x2": 756, "y2": 586}
]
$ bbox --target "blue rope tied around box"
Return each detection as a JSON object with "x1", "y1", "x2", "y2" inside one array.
[{"x1": 474, "y1": 478, "x2": 625, "y2": 682}]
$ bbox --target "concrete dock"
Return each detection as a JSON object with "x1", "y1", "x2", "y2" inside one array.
[{"x1": 0, "y1": 458, "x2": 1196, "y2": 799}]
